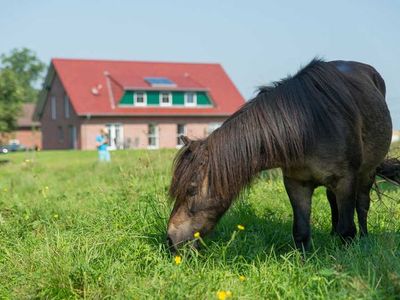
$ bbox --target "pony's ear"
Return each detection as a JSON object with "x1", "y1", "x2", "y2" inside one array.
[{"x1": 180, "y1": 135, "x2": 191, "y2": 146}]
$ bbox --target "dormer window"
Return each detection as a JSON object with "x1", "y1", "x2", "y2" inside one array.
[
  {"x1": 160, "y1": 92, "x2": 172, "y2": 106},
  {"x1": 135, "y1": 92, "x2": 146, "y2": 106},
  {"x1": 185, "y1": 92, "x2": 197, "y2": 107}
]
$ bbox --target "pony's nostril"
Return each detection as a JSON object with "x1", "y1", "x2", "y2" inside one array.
[{"x1": 166, "y1": 236, "x2": 175, "y2": 250}]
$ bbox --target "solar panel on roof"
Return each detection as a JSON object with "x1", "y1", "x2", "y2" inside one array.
[{"x1": 145, "y1": 77, "x2": 176, "y2": 87}]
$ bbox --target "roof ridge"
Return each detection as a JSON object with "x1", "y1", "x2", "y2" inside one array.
[{"x1": 51, "y1": 58, "x2": 221, "y2": 66}]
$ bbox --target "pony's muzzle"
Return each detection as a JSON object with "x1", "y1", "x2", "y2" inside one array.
[
  {"x1": 167, "y1": 233, "x2": 200, "y2": 253},
  {"x1": 167, "y1": 223, "x2": 195, "y2": 252}
]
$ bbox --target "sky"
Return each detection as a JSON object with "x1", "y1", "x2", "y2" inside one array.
[{"x1": 1, "y1": 0, "x2": 399, "y2": 128}]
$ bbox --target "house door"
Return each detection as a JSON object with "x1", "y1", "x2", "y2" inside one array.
[
  {"x1": 69, "y1": 125, "x2": 77, "y2": 149},
  {"x1": 106, "y1": 123, "x2": 124, "y2": 150}
]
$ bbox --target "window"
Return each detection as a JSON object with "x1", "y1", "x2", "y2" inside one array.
[
  {"x1": 145, "y1": 77, "x2": 176, "y2": 87},
  {"x1": 185, "y1": 92, "x2": 197, "y2": 107},
  {"x1": 134, "y1": 92, "x2": 147, "y2": 106},
  {"x1": 160, "y1": 92, "x2": 172, "y2": 106},
  {"x1": 51, "y1": 96, "x2": 57, "y2": 120},
  {"x1": 106, "y1": 123, "x2": 124, "y2": 150},
  {"x1": 58, "y1": 126, "x2": 64, "y2": 142},
  {"x1": 148, "y1": 124, "x2": 158, "y2": 149},
  {"x1": 177, "y1": 124, "x2": 186, "y2": 147},
  {"x1": 69, "y1": 125, "x2": 77, "y2": 149},
  {"x1": 64, "y1": 95, "x2": 70, "y2": 119}
]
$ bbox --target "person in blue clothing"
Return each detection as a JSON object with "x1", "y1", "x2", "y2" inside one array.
[{"x1": 96, "y1": 128, "x2": 111, "y2": 162}]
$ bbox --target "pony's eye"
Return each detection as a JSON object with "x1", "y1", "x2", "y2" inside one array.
[
  {"x1": 188, "y1": 182, "x2": 197, "y2": 196},
  {"x1": 188, "y1": 186, "x2": 197, "y2": 197}
]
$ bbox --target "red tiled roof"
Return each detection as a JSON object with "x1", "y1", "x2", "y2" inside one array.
[
  {"x1": 18, "y1": 103, "x2": 40, "y2": 127},
  {"x1": 51, "y1": 58, "x2": 245, "y2": 116},
  {"x1": 109, "y1": 73, "x2": 207, "y2": 91}
]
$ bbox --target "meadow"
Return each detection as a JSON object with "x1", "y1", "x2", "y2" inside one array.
[{"x1": 0, "y1": 148, "x2": 399, "y2": 299}]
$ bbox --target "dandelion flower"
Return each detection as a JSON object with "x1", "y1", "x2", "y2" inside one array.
[
  {"x1": 174, "y1": 255, "x2": 182, "y2": 265},
  {"x1": 194, "y1": 232, "x2": 200, "y2": 238},
  {"x1": 239, "y1": 275, "x2": 246, "y2": 281},
  {"x1": 237, "y1": 224, "x2": 245, "y2": 231},
  {"x1": 217, "y1": 290, "x2": 232, "y2": 300}
]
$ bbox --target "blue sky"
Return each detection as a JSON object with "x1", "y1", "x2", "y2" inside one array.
[{"x1": 1, "y1": 0, "x2": 399, "y2": 127}]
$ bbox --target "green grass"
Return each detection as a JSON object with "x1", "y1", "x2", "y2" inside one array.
[{"x1": 0, "y1": 149, "x2": 399, "y2": 299}]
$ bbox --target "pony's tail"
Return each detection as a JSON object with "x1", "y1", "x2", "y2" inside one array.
[{"x1": 376, "y1": 158, "x2": 400, "y2": 185}]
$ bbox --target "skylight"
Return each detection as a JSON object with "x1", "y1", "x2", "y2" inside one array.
[{"x1": 145, "y1": 77, "x2": 176, "y2": 87}]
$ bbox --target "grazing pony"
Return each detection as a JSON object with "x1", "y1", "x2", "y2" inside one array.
[{"x1": 167, "y1": 59, "x2": 395, "y2": 251}]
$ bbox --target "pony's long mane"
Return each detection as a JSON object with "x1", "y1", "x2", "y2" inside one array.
[{"x1": 170, "y1": 58, "x2": 359, "y2": 203}]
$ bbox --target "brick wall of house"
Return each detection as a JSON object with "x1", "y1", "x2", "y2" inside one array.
[
  {"x1": 13, "y1": 128, "x2": 42, "y2": 149},
  {"x1": 40, "y1": 75, "x2": 81, "y2": 150},
  {"x1": 80, "y1": 116, "x2": 225, "y2": 150}
]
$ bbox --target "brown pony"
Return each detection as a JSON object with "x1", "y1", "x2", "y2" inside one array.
[{"x1": 167, "y1": 59, "x2": 398, "y2": 251}]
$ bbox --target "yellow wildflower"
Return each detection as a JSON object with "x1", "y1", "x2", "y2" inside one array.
[
  {"x1": 239, "y1": 275, "x2": 246, "y2": 281},
  {"x1": 237, "y1": 224, "x2": 245, "y2": 231},
  {"x1": 194, "y1": 232, "x2": 200, "y2": 239},
  {"x1": 216, "y1": 290, "x2": 232, "y2": 300},
  {"x1": 174, "y1": 255, "x2": 182, "y2": 265},
  {"x1": 53, "y1": 214, "x2": 59, "y2": 219}
]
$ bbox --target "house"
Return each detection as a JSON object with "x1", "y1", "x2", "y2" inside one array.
[
  {"x1": 392, "y1": 130, "x2": 400, "y2": 143},
  {"x1": 8, "y1": 103, "x2": 41, "y2": 149},
  {"x1": 34, "y1": 59, "x2": 245, "y2": 150}
]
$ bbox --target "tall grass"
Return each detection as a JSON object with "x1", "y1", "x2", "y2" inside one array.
[{"x1": 0, "y1": 149, "x2": 399, "y2": 299}]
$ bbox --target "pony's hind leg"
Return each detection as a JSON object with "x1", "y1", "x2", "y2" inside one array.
[
  {"x1": 356, "y1": 174, "x2": 374, "y2": 236},
  {"x1": 326, "y1": 189, "x2": 338, "y2": 235},
  {"x1": 283, "y1": 176, "x2": 315, "y2": 251},
  {"x1": 332, "y1": 175, "x2": 357, "y2": 241}
]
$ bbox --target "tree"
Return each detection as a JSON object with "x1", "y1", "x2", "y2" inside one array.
[
  {"x1": 1, "y1": 48, "x2": 46, "y2": 103},
  {"x1": 0, "y1": 68, "x2": 23, "y2": 135}
]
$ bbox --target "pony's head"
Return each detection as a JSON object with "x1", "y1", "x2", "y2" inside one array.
[{"x1": 167, "y1": 136, "x2": 228, "y2": 251}]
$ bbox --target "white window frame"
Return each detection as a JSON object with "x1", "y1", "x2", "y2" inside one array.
[
  {"x1": 184, "y1": 92, "x2": 197, "y2": 107},
  {"x1": 64, "y1": 94, "x2": 70, "y2": 119},
  {"x1": 147, "y1": 124, "x2": 159, "y2": 149},
  {"x1": 176, "y1": 124, "x2": 186, "y2": 148},
  {"x1": 159, "y1": 92, "x2": 172, "y2": 107},
  {"x1": 134, "y1": 91, "x2": 147, "y2": 106},
  {"x1": 51, "y1": 96, "x2": 57, "y2": 120}
]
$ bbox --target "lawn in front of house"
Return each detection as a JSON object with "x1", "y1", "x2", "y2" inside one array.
[{"x1": 0, "y1": 149, "x2": 399, "y2": 299}]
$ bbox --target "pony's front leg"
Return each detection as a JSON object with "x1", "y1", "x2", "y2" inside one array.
[{"x1": 283, "y1": 177, "x2": 315, "y2": 251}]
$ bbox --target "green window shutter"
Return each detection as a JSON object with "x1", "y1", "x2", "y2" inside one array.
[
  {"x1": 147, "y1": 91, "x2": 159, "y2": 105},
  {"x1": 119, "y1": 91, "x2": 134, "y2": 105},
  {"x1": 173, "y1": 92, "x2": 184, "y2": 105},
  {"x1": 119, "y1": 90, "x2": 213, "y2": 107},
  {"x1": 197, "y1": 92, "x2": 212, "y2": 105}
]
